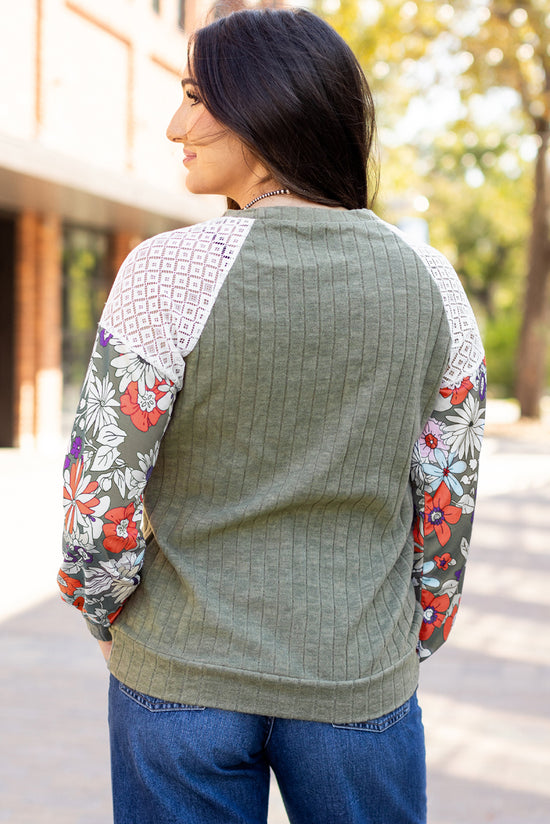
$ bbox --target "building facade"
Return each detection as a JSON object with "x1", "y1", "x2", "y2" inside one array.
[{"x1": 0, "y1": 0, "x2": 219, "y2": 448}]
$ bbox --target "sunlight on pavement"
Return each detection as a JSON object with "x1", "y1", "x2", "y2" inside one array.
[
  {"x1": 2, "y1": 404, "x2": 549, "y2": 824},
  {"x1": 418, "y1": 409, "x2": 550, "y2": 822},
  {"x1": 422, "y1": 692, "x2": 550, "y2": 799},
  {"x1": 448, "y1": 606, "x2": 549, "y2": 666},
  {"x1": 464, "y1": 561, "x2": 550, "y2": 604},
  {"x1": 477, "y1": 437, "x2": 550, "y2": 498},
  {"x1": 0, "y1": 446, "x2": 64, "y2": 623}
]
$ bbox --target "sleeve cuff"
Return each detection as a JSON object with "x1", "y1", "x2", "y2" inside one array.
[{"x1": 85, "y1": 617, "x2": 113, "y2": 641}]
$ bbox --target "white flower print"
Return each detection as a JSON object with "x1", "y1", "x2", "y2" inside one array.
[
  {"x1": 88, "y1": 606, "x2": 112, "y2": 625},
  {"x1": 81, "y1": 343, "x2": 102, "y2": 391},
  {"x1": 61, "y1": 529, "x2": 100, "y2": 574},
  {"x1": 59, "y1": 326, "x2": 178, "y2": 631},
  {"x1": 444, "y1": 393, "x2": 485, "y2": 460},
  {"x1": 410, "y1": 442, "x2": 424, "y2": 487},
  {"x1": 440, "y1": 578, "x2": 459, "y2": 598},
  {"x1": 83, "y1": 374, "x2": 119, "y2": 436},
  {"x1": 63, "y1": 459, "x2": 110, "y2": 539},
  {"x1": 126, "y1": 443, "x2": 161, "y2": 499},
  {"x1": 111, "y1": 344, "x2": 158, "y2": 393},
  {"x1": 433, "y1": 391, "x2": 453, "y2": 413},
  {"x1": 85, "y1": 550, "x2": 144, "y2": 602}
]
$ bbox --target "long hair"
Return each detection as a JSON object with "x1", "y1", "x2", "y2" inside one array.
[{"x1": 188, "y1": 8, "x2": 378, "y2": 210}]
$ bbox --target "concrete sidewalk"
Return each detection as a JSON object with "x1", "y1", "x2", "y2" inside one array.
[{"x1": 1, "y1": 404, "x2": 549, "y2": 823}]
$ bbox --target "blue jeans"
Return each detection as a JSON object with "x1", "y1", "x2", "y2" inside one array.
[{"x1": 108, "y1": 675, "x2": 426, "y2": 824}]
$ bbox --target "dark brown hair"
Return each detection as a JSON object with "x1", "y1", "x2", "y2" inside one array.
[{"x1": 188, "y1": 7, "x2": 378, "y2": 210}]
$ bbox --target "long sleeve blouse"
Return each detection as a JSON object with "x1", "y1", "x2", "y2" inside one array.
[{"x1": 59, "y1": 207, "x2": 485, "y2": 723}]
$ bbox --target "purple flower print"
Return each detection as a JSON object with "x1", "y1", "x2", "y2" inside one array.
[
  {"x1": 418, "y1": 418, "x2": 449, "y2": 459},
  {"x1": 70, "y1": 436, "x2": 83, "y2": 460},
  {"x1": 476, "y1": 361, "x2": 487, "y2": 401},
  {"x1": 99, "y1": 329, "x2": 113, "y2": 347}
]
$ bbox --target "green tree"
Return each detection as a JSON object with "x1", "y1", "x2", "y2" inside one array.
[
  {"x1": 326, "y1": 0, "x2": 549, "y2": 415},
  {"x1": 426, "y1": 127, "x2": 532, "y2": 395},
  {"x1": 455, "y1": 1, "x2": 550, "y2": 416}
]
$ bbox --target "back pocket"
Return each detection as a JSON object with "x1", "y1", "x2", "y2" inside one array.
[
  {"x1": 119, "y1": 683, "x2": 206, "y2": 713},
  {"x1": 332, "y1": 697, "x2": 411, "y2": 733}
]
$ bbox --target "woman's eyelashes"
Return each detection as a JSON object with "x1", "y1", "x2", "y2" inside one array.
[{"x1": 185, "y1": 88, "x2": 201, "y2": 106}]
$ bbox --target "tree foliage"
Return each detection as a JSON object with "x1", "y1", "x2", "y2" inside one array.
[{"x1": 323, "y1": 0, "x2": 550, "y2": 411}]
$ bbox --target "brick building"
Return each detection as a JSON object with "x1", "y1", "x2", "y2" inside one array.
[{"x1": 0, "y1": 0, "x2": 219, "y2": 448}]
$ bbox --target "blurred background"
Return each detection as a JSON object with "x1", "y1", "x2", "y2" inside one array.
[
  {"x1": 325, "y1": 0, "x2": 550, "y2": 421},
  {"x1": 0, "y1": 0, "x2": 549, "y2": 456},
  {"x1": 0, "y1": 0, "x2": 221, "y2": 453},
  {"x1": 0, "y1": 1, "x2": 549, "y2": 823}
]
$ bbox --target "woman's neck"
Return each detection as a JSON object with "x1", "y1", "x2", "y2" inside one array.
[{"x1": 243, "y1": 193, "x2": 345, "y2": 210}]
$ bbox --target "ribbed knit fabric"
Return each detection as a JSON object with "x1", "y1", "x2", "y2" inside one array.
[{"x1": 108, "y1": 207, "x2": 453, "y2": 723}]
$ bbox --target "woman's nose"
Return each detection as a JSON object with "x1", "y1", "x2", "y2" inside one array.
[{"x1": 166, "y1": 106, "x2": 185, "y2": 143}]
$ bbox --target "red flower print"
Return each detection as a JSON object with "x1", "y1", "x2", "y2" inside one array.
[
  {"x1": 440, "y1": 377, "x2": 473, "y2": 406},
  {"x1": 73, "y1": 596, "x2": 85, "y2": 612},
  {"x1": 58, "y1": 570, "x2": 82, "y2": 597},
  {"x1": 424, "y1": 432, "x2": 438, "y2": 449},
  {"x1": 63, "y1": 458, "x2": 100, "y2": 534},
  {"x1": 443, "y1": 604, "x2": 459, "y2": 641},
  {"x1": 434, "y1": 552, "x2": 452, "y2": 570},
  {"x1": 418, "y1": 418, "x2": 446, "y2": 458},
  {"x1": 418, "y1": 418, "x2": 447, "y2": 459},
  {"x1": 419, "y1": 591, "x2": 450, "y2": 640},
  {"x1": 120, "y1": 378, "x2": 171, "y2": 432},
  {"x1": 103, "y1": 503, "x2": 139, "y2": 553},
  {"x1": 424, "y1": 483, "x2": 462, "y2": 547}
]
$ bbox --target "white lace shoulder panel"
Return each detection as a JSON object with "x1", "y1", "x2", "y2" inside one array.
[
  {"x1": 383, "y1": 222, "x2": 484, "y2": 388},
  {"x1": 101, "y1": 216, "x2": 254, "y2": 388}
]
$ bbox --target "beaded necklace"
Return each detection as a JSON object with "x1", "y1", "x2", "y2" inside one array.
[{"x1": 242, "y1": 188, "x2": 290, "y2": 210}]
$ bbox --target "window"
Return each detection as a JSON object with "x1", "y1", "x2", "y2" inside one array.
[
  {"x1": 0, "y1": 214, "x2": 16, "y2": 446},
  {"x1": 62, "y1": 226, "x2": 110, "y2": 434}
]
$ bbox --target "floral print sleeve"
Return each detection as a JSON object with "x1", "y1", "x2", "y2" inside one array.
[
  {"x1": 58, "y1": 217, "x2": 254, "y2": 640},
  {"x1": 383, "y1": 221, "x2": 489, "y2": 658},
  {"x1": 398, "y1": 229, "x2": 488, "y2": 659},
  {"x1": 58, "y1": 329, "x2": 177, "y2": 639},
  {"x1": 411, "y1": 358, "x2": 486, "y2": 658}
]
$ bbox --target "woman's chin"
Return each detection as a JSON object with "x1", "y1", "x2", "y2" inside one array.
[
  {"x1": 184, "y1": 177, "x2": 201, "y2": 195},
  {"x1": 184, "y1": 178, "x2": 221, "y2": 198}
]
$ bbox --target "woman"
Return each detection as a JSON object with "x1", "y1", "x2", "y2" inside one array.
[{"x1": 59, "y1": 8, "x2": 486, "y2": 824}]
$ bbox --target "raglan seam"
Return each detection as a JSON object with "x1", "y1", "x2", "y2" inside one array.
[
  {"x1": 100, "y1": 216, "x2": 255, "y2": 386},
  {"x1": 380, "y1": 221, "x2": 485, "y2": 388}
]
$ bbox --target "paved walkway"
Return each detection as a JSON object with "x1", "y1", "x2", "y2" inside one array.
[{"x1": 1, "y1": 402, "x2": 549, "y2": 823}]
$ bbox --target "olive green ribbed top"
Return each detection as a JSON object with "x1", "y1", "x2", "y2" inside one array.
[{"x1": 108, "y1": 207, "x2": 451, "y2": 723}]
